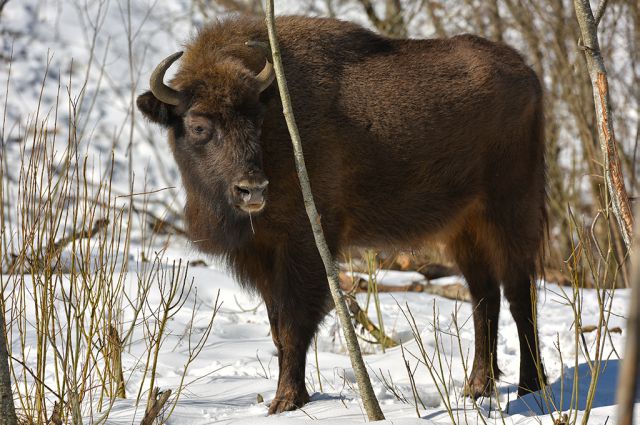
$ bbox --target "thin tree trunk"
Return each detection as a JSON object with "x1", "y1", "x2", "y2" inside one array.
[
  {"x1": 573, "y1": 0, "x2": 635, "y2": 249},
  {"x1": 486, "y1": 0, "x2": 504, "y2": 42},
  {"x1": 0, "y1": 309, "x2": 17, "y2": 425},
  {"x1": 617, "y1": 207, "x2": 640, "y2": 425},
  {"x1": 263, "y1": 2, "x2": 385, "y2": 420},
  {"x1": 424, "y1": 0, "x2": 447, "y2": 38}
]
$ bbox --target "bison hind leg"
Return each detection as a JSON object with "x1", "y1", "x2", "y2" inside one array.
[
  {"x1": 501, "y1": 259, "x2": 547, "y2": 396},
  {"x1": 449, "y1": 226, "x2": 502, "y2": 399},
  {"x1": 489, "y1": 200, "x2": 547, "y2": 397}
]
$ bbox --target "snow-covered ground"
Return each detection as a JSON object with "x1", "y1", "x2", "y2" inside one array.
[
  {"x1": 97, "y1": 263, "x2": 633, "y2": 424},
  {"x1": 1, "y1": 1, "x2": 639, "y2": 424},
  {"x1": 2, "y1": 257, "x2": 635, "y2": 424}
]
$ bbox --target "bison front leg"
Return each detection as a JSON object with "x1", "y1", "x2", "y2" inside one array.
[
  {"x1": 465, "y1": 276, "x2": 501, "y2": 398},
  {"x1": 268, "y1": 309, "x2": 313, "y2": 414},
  {"x1": 265, "y1": 247, "x2": 330, "y2": 414}
]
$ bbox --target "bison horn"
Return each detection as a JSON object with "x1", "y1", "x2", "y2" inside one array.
[
  {"x1": 245, "y1": 41, "x2": 275, "y2": 93},
  {"x1": 255, "y1": 60, "x2": 275, "y2": 93},
  {"x1": 150, "y1": 51, "x2": 183, "y2": 106}
]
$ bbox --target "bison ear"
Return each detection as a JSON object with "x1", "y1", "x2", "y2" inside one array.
[{"x1": 136, "y1": 91, "x2": 178, "y2": 127}]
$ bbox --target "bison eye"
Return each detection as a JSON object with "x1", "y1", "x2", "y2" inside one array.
[
  {"x1": 187, "y1": 124, "x2": 213, "y2": 145},
  {"x1": 190, "y1": 124, "x2": 209, "y2": 135},
  {"x1": 184, "y1": 114, "x2": 214, "y2": 144}
]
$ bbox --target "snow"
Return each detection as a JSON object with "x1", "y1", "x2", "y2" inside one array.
[
  {"x1": 1, "y1": 0, "x2": 639, "y2": 424},
  {"x1": 4, "y1": 261, "x2": 635, "y2": 423}
]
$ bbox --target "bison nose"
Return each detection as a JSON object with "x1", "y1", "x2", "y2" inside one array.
[{"x1": 234, "y1": 179, "x2": 269, "y2": 206}]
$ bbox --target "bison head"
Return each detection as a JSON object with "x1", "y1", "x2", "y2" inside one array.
[{"x1": 136, "y1": 42, "x2": 275, "y2": 222}]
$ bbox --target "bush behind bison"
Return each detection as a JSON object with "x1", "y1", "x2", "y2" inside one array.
[{"x1": 137, "y1": 15, "x2": 547, "y2": 414}]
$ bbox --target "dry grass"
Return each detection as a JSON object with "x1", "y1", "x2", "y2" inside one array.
[{"x1": 0, "y1": 22, "x2": 218, "y2": 424}]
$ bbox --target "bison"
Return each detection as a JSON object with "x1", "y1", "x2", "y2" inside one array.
[{"x1": 137, "y1": 15, "x2": 547, "y2": 414}]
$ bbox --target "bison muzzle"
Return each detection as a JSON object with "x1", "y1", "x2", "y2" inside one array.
[{"x1": 137, "y1": 15, "x2": 547, "y2": 414}]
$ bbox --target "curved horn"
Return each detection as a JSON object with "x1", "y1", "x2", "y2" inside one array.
[
  {"x1": 150, "y1": 51, "x2": 183, "y2": 106},
  {"x1": 245, "y1": 41, "x2": 275, "y2": 93},
  {"x1": 255, "y1": 60, "x2": 275, "y2": 93}
]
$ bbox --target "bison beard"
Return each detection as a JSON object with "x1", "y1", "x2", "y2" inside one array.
[{"x1": 137, "y1": 15, "x2": 548, "y2": 414}]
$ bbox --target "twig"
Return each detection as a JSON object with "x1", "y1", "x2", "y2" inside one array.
[
  {"x1": 8, "y1": 355, "x2": 61, "y2": 399},
  {"x1": 345, "y1": 294, "x2": 398, "y2": 348},
  {"x1": 115, "y1": 186, "x2": 176, "y2": 199},
  {"x1": 52, "y1": 218, "x2": 109, "y2": 255},
  {"x1": 594, "y1": 0, "x2": 609, "y2": 27},
  {"x1": 339, "y1": 272, "x2": 471, "y2": 302},
  {"x1": 579, "y1": 325, "x2": 622, "y2": 334},
  {"x1": 132, "y1": 204, "x2": 186, "y2": 237}
]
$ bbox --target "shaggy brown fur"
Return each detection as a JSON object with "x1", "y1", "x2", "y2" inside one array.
[{"x1": 137, "y1": 15, "x2": 547, "y2": 414}]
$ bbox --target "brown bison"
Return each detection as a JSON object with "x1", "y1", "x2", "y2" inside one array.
[{"x1": 137, "y1": 15, "x2": 547, "y2": 414}]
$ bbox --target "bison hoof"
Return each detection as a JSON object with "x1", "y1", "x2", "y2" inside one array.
[
  {"x1": 268, "y1": 389, "x2": 310, "y2": 414},
  {"x1": 517, "y1": 375, "x2": 545, "y2": 397},
  {"x1": 463, "y1": 374, "x2": 494, "y2": 399}
]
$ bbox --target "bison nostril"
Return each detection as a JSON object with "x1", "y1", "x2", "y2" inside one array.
[
  {"x1": 234, "y1": 185, "x2": 253, "y2": 203},
  {"x1": 234, "y1": 180, "x2": 268, "y2": 206},
  {"x1": 235, "y1": 185, "x2": 252, "y2": 196}
]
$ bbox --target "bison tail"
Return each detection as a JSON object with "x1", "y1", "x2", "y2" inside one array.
[{"x1": 533, "y1": 91, "x2": 549, "y2": 284}]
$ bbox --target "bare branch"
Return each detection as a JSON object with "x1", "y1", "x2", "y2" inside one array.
[
  {"x1": 424, "y1": 0, "x2": 447, "y2": 37},
  {"x1": 594, "y1": 0, "x2": 609, "y2": 27},
  {"x1": 354, "y1": 0, "x2": 407, "y2": 37},
  {"x1": 344, "y1": 295, "x2": 399, "y2": 349},
  {"x1": 486, "y1": 0, "x2": 504, "y2": 42},
  {"x1": 264, "y1": 3, "x2": 385, "y2": 420}
]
